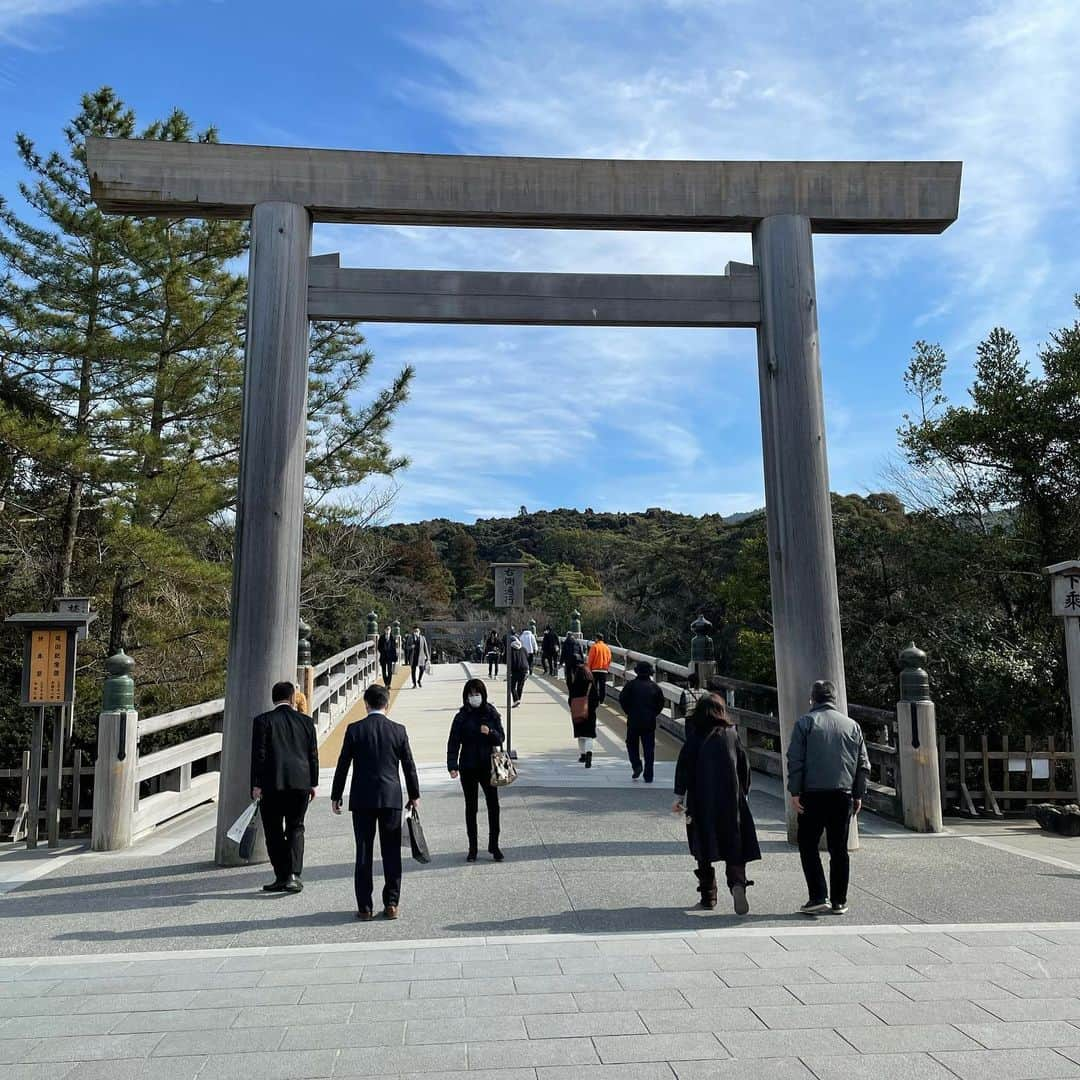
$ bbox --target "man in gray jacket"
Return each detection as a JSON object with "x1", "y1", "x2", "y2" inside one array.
[{"x1": 786, "y1": 679, "x2": 870, "y2": 916}]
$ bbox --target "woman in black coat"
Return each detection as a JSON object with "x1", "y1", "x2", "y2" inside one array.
[
  {"x1": 673, "y1": 692, "x2": 760, "y2": 915},
  {"x1": 568, "y1": 664, "x2": 599, "y2": 768},
  {"x1": 447, "y1": 678, "x2": 505, "y2": 862}
]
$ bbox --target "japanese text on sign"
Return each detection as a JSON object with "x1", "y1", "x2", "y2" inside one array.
[
  {"x1": 26, "y1": 629, "x2": 70, "y2": 704},
  {"x1": 1052, "y1": 573, "x2": 1080, "y2": 617},
  {"x1": 493, "y1": 565, "x2": 525, "y2": 608}
]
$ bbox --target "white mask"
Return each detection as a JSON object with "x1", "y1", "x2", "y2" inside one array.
[{"x1": 467, "y1": 694, "x2": 483, "y2": 708}]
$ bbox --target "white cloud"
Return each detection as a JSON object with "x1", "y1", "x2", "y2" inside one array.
[{"x1": 0, "y1": 0, "x2": 114, "y2": 45}]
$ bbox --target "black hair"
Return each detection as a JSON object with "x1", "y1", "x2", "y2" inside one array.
[
  {"x1": 462, "y1": 678, "x2": 488, "y2": 707},
  {"x1": 272, "y1": 681, "x2": 295, "y2": 704},
  {"x1": 364, "y1": 683, "x2": 390, "y2": 710},
  {"x1": 811, "y1": 679, "x2": 837, "y2": 704},
  {"x1": 691, "y1": 691, "x2": 732, "y2": 731}
]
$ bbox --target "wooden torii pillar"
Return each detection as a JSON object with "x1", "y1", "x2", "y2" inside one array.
[{"x1": 86, "y1": 141, "x2": 961, "y2": 856}]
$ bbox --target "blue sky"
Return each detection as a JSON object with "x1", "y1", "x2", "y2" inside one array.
[{"x1": 2, "y1": 0, "x2": 1078, "y2": 523}]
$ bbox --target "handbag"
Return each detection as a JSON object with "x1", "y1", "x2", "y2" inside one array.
[
  {"x1": 490, "y1": 748, "x2": 518, "y2": 787},
  {"x1": 570, "y1": 695, "x2": 590, "y2": 724},
  {"x1": 238, "y1": 812, "x2": 260, "y2": 860},
  {"x1": 406, "y1": 807, "x2": 431, "y2": 863},
  {"x1": 226, "y1": 798, "x2": 260, "y2": 844}
]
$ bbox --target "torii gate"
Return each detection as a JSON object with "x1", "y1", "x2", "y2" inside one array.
[{"x1": 85, "y1": 140, "x2": 961, "y2": 861}]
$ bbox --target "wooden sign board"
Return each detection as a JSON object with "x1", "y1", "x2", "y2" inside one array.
[
  {"x1": 21, "y1": 628, "x2": 76, "y2": 706},
  {"x1": 1051, "y1": 571, "x2": 1080, "y2": 618},
  {"x1": 493, "y1": 563, "x2": 526, "y2": 609}
]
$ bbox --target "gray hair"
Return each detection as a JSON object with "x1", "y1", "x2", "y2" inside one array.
[{"x1": 811, "y1": 679, "x2": 837, "y2": 704}]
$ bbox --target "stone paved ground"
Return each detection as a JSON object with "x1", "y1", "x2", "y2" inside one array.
[{"x1": 5, "y1": 663, "x2": 1080, "y2": 1076}]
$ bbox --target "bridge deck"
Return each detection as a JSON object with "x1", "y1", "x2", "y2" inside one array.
[{"x1": 3, "y1": 663, "x2": 1080, "y2": 1076}]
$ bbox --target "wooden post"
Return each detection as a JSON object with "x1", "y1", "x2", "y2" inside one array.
[
  {"x1": 11, "y1": 751, "x2": 30, "y2": 843},
  {"x1": 215, "y1": 201, "x2": 311, "y2": 866},
  {"x1": 92, "y1": 708, "x2": 138, "y2": 851},
  {"x1": 46, "y1": 707, "x2": 65, "y2": 847},
  {"x1": 26, "y1": 707, "x2": 45, "y2": 849},
  {"x1": 71, "y1": 749, "x2": 83, "y2": 832},
  {"x1": 753, "y1": 214, "x2": 848, "y2": 844}
]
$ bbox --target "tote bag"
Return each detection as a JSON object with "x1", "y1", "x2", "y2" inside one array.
[
  {"x1": 406, "y1": 807, "x2": 431, "y2": 863},
  {"x1": 570, "y1": 695, "x2": 590, "y2": 724},
  {"x1": 490, "y1": 748, "x2": 518, "y2": 787}
]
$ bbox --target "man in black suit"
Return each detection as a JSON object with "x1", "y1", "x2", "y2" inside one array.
[
  {"x1": 251, "y1": 681, "x2": 319, "y2": 894},
  {"x1": 331, "y1": 682, "x2": 420, "y2": 920}
]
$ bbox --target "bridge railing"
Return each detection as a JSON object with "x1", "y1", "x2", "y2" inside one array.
[{"x1": 87, "y1": 637, "x2": 376, "y2": 850}]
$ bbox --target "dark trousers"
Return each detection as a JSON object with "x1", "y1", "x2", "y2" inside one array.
[
  {"x1": 526, "y1": 653, "x2": 535, "y2": 673},
  {"x1": 698, "y1": 858, "x2": 747, "y2": 888},
  {"x1": 459, "y1": 767, "x2": 500, "y2": 850},
  {"x1": 260, "y1": 789, "x2": 309, "y2": 880},
  {"x1": 797, "y1": 790, "x2": 853, "y2": 904},
  {"x1": 511, "y1": 669, "x2": 526, "y2": 703},
  {"x1": 351, "y1": 808, "x2": 403, "y2": 912},
  {"x1": 626, "y1": 727, "x2": 655, "y2": 780},
  {"x1": 380, "y1": 660, "x2": 394, "y2": 686},
  {"x1": 488, "y1": 654, "x2": 500, "y2": 677},
  {"x1": 411, "y1": 663, "x2": 424, "y2": 687},
  {"x1": 594, "y1": 671, "x2": 608, "y2": 704},
  {"x1": 542, "y1": 654, "x2": 556, "y2": 675}
]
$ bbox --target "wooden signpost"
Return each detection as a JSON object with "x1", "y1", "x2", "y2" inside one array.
[
  {"x1": 492, "y1": 562, "x2": 527, "y2": 759},
  {"x1": 1046, "y1": 561, "x2": 1080, "y2": 760},
  {"x1": 5, "y1": 609, "x2": 97, "y2": 848}
]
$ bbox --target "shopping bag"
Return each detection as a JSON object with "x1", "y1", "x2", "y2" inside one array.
[
  {"x1": 406, "y1": 807, "x2": 431, "y2": 863},
  {"x1": 238, "y1": 814, "x2": 259, "y2": 860},
  {"x1": 490, "y1": 748, "x2": 518, "y2": 787},
  {"x1": 226, "y1": 798, "x2": 260, "y2": 844},
  {"x1": 570, "y1": 695, "x2": 590, "y2": 724}
]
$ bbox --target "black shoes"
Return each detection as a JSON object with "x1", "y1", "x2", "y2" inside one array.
[
  {"x1": 357, "y1": 909, "x2": 374, "y2": 921},
  {"x1": 466, "y1": 848, "x2": 478, "y2": 862},
  {"x1": 631, "y1": 766, "x2": 642, "y2": 780},
  {"x1": 490, "y1": 847, "x2": 505, "y2": 862},
  {"x1": 579, "y1": 754, "x2": 587, "y2": 763},
  {"x1": 283, "y1": 875, "x2": 303, "y2": 893},
  {"x1": 262, "y1": 879, "x2": 288, "y2": 892},
  {"x1": 584, "y1": 752, "x2": 592, "y2": 769}
]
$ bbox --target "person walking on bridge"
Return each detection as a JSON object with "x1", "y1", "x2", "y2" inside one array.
[
  {"x1": 673, "y1": 692, "x2": 760, "y2": 915},
  {"x1": 405, "y1": 625, "x2": 431, "y2": 688},
  {"x1": 331, "y1": 682, "x2": 420, "y2": 921},
  {"x1": 787, "y1": 679, "x2": 870, "y2": 917},
  {"x1": 541, "y1": 626, "x2": 559, "y2": 675},
  {"x1": 561, "y1": 633, "x2": 585, "y2": 690},
  {"x1": 251, "y1": 681, "x2": 319, "y2": 894},
  {"x1": 619, "y1": 661, "x2": 665, "y2": 783},
  {"x1": 520, "y1": 624, "x2": 538, "y2": 673},
  {"x1": 568, "y1": 663, "x2": 599, "y2": 768},
  {"x1": 447, "y1": 678, "x2": 506, "y2": 862},
  {"x1": 586, "y1": 634, "x2": 612, "y2": 704},
  {"x1": 377, "y1": 626, "x2": 397, "y2": 687},
  {"x1": 508, "y1": 632, "x2": 530, "y2": 707},
  {"x1": 484, "y1": 629, "x2": 501, "y2": 678}
]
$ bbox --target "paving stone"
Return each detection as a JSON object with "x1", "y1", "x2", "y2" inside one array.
[
  {"x1": 525, "y1": 1011, "x2": 648, "y2": 1038},
  {"x1": 153, "y1": 1026, "x2": 286, "y2": 1056},
  {"x1": 0, "y1": 1038, "x2": 41, "y2": 1063},
  {"x1": 0, "y1": 981, "x2": 57, "y2": 998},
  {"x1": 152, "y1": 971, "x2": 262, "y2": 992},
  {"x1": 235, "y1": 1002, "x2": 353, "y2": 1027},
  {"x1": 462, "y1": 958, "x2": 562, "y2": 979},
  {"x1": 652, "y1": 953, "x2": 757, "y2": 973},
  {"x1": 198, "y1": 1048, "x2": 338, "y2": 1080},
  {"x1": 259, "y1": 966, "x2": 360, "y2": 986},
  {"x1": 281, "y1": 1019, "x2": 406, "y2": 1049},
  {"x1": 638, "y1": 1006, "x2": 764, "y2": 1034},
  {"x1": 1003, "y1": 980, "x2": 1080, "y2": 999},
  {"x1": 469, "y1": 1036, "x2": 600, "y2": 1068},
  {"x1": 73, "y1": 991, "x2": 197, "y2": 1015},
  {"x1": 932, "y1": 1047, "x2": 1080, "y2": 1079},
  {"x1": 467, "y1": 993, "x2": 578, "y2": 1017},
  {"x1": 4, "y1": 1065, "x2": 78, "y2": 1080},
  {"x1": 301, "y1": 980, "x2": 410, "y2": 1004},
  {"x1": 506, "y1": 942, "x2": 602, "y2": 960},
  {"x1": 839, "y1": 1023, "x2": 982, "y2": 1052},
  {"x1": 670, "y1": 1059, "x2": 817, "y2": 1080},
  {"x1": 47, "y1": 977, "x2": 161, "y2": 996},
  {"x1": 539, "y1": 1067, "x2": 677, "y2": 1080},
  {"x1": 399, "y1": 1071, "x2": 536, "y2": 1080},
  {"x1": 65, "y1": 1056, "x2": 207, "y2": 1080},
  {"x1": 559, "y1": 956, "x2": 662, "y2": 975},
  {"x1": 717, "y1": 1027, "x2": 855, "y2": 1059},
  {"x1": 352, "y1": 997, "x2": 466, "y2": 1021},
  {"x1": 914, "y1": 962, "x2": 1039, "y2": 982},
  {"x1": 0, "y1": 1013, "x2": 121, "y2": 1038},
  {"x1": 22, "y1": 1032, "x2": 164, "y2": 1062},
  {"x1": 0, "y1": 996, "x2": 83, "y2": 1017},
  {"x1": 717, "y1": 967, "x2": 826, "y2": 987},
  {"x1": 574, "y1": 990, "x2": 689, "y2": 1013},
  {"x1": 974, "y1": 997, "x2": 1080, "y2": 1022},
  {"x1": 616, "y1": 972, "x2": 722, "y2": 991},
  {"x1": 865, "y1": 999, "x2": 1002, "y2": 1025},
  {"x1": 18, "y1": 964, "x2": 133, "y2": 982},
  {"x1": 336, "y1": 1042, "x2": 468, "y2": 1074},
  {"x1": 515, "y1": 973, "x2": 622, "y2": 995},
  {"x1": 815, "y1": 964, "x2": 925, "y2": 983},
  {"x1": 316, "y1": 948, "x2": 416, "y2": 968},
  {"x1": 894, "y1": 979, "x2": 1020, "y2": 1001},
  {"x1": 404, "y1": 1016, "x2": 528, "y2": 1044},
  {"x1": 410, "y1": 946, "x2": 509, "y2": 964},
  {"x1": 361, "y1": 961, "x2": 462, "y2": 983},
  {"x1": 594, "y1": 1033, "x2": 727, "y2": 1064},
  {"x1": 680, "y1": 985, "x2": 799, "y2": 1008},
  {"x1": 784, "y1": 982, "x2": 910, "y2": 1005},
  {"x1": 411, "y1": 976, "x2": 516, "y2": 998},
  {"x1": 111, "y1": 1008, "x2": 240, "y2": 1033},
  {"x1": 800, "y1": 1052, "x2": 958, "y2": 1079},
  {"x1": 956, "y1": 1021, "x2": 1080, "y2": 1049},
  {"x1": 191, "y1": 986, "x2": 301, "y2": 1009},
  {"x1": 753, "y1": 950, "x2": 856, "y2": 969},
  {"x1": 219, "y1": 953, "x2": 320, "y2": 972},
  {"x1": 595, "y1": 939, "x2": 694, "y2": 956},
  {"x1": 752, "y1": 1002, "x2": 883, "y2": 1029}
]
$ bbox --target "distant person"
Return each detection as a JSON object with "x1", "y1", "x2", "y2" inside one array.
[
  {"x1": 447, "y1": 678, "x2": 506, "y2": 862},
  {"x1": 404, "y1": 625, "x2": 430, "y2": 688},
  {"x1": 586, "y1": 634, "x2": 612, "y2": 703},
  {"x1": 568, "y1": 663, "x2": 599, "y2": 768},
  {"x1": 618, "y1": 661, "x2": 665, "y2": 783},
  {"x1": 508, "y1": 632, "x2": 530, "y2": 706},
  {"x1": 673, "y1": 692, "x2": 760, "y2": 915},
  {"x1": 786, "y1": 679, "x2": 870, "y2": 917},
  {"x1": 331, "y1": 682, "x2": 420, "y2": 920},
  {"x1": 250, "y1": 681, "x2": 319, "y2": 894},
  {"x1": 541, "y1": 626, "x2": 560, "y2": 675},
  {"x1": 484, "y1": 629, "x2": 501, "y2": 678},
  {"x1": 520, "y1": 625, "x2": 538, "y2": 673},
  {"x1": 561, "y1": 633, "x2": 585, "y2": 690},
  {"x1": 377, "y1": 626, "x2": 398, "y2": 687},
  {"x1": 293, "y1": 688, "x2": 309, "y2": 716}
]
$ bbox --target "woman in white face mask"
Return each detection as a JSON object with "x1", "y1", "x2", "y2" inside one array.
[{"x1": 447, "y1": 678, "x2": 506, "y2": 862}]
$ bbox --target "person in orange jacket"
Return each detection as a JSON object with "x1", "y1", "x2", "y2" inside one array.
[{"x1": 586, "y1": 634, "x2": 613, "y2": 705}]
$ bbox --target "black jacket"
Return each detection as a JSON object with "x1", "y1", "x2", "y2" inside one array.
[
  {"x1": 377, "y1": 634, "x2": 398, "y2": 663},
  {"x1": 675, "y1": 725, "x2": 761, "y2": 866},
  {"x1": 447, "y1": 703, "x2": 505, "y2": 772},
  {"x1": 541, "y1": 630, "x2": 559, "y2": 657},
  {"x1": 619, "y1": 675, "x2": 666, "y2": 731},
  {"x1": 251, "y1": 705, "x2": 319, "y2": 792},
  {"x1": 561, "y1": 636, "x2": 584, "y2": 668},
  {"x1": 330, "y1": 711, "x2": 420, "y2": 811},
  {"x1": 509, "y1": 642, "x2": 529, "y2": 676}
]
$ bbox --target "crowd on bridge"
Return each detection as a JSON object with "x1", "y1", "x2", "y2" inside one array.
[{"x1": 248, "y1": 622, "x2": 871, "y2": 921}]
